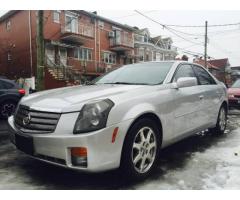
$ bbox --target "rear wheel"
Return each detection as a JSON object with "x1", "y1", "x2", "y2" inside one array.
[
  {"x1": 0, "y1": 101, "x2": 17, "y2": 119},
  {"x1": 210, "y1": 106, "x2": 227, "y2": 135},
  {"x1": 120, "y1": 118, "x2": 161, "y2": 180}
]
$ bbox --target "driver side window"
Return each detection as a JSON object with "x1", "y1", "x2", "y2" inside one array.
[{"x1": 173, "y1": 64, "x2": 197, "y2": 82}]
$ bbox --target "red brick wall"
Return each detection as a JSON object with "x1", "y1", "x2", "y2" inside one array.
[
  {"x1": 0, "y1": 10, "x2": 134, "y2": 85},
  {"x1": 0, "y1": 11, "x2": 36, "y2": 78}
]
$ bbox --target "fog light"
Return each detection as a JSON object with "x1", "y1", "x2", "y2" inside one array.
[{"x1": 71, "y1": 147, "x2": 88, "y2": 167}]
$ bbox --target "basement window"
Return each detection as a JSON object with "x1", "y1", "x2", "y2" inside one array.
[{"x1": 53, "y1": 10, "x2": 61, "y2": 23}]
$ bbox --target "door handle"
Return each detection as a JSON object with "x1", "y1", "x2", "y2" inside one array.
[{"x1": 199, "y1": 95, "x2": 204, "y2": 100}]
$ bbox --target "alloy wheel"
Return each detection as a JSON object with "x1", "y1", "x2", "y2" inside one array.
[
  {"x1": 1, "y1": 103, "x2": 16, "y2": 117},
  {"x1": 219, "y1": 108, "x2": 226, "y2": 132},
  {"x1": 132, "y1": 127, "x2": 157, "y2": 174}
]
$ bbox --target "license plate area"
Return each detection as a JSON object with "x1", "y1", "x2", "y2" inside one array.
[
  {"x1": 15, "y1": 134, "x2": 34, "y2": 155},
  {"x1": 238, "y1": 99, "x2": 240, "y2": 104}
]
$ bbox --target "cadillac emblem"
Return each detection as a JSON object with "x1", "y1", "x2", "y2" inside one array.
[{"x1": 23, "y1": 113, "x2": 31, "y2": 126}]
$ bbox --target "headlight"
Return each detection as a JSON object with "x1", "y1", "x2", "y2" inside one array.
[
  {"x1": 73, "y1": 99, "x2": 114, "y2": 134},
  {"x1": 228, "y1": 94, "x2": 234, "y2": 98}
]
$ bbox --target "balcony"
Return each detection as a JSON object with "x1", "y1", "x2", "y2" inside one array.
[
  {"x1": 61, "y1": 23, "x2": 94, "y2": 45},
  {"x1": 110, "y1": 33, "x2": 134, "y2": 51}
]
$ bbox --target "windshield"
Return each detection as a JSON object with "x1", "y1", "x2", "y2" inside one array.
[
  {"x1": 231, "y1": 79, "x2": 240, "y2": 88},
  {"x1": 94, "y1": 62, "x2": 174, "y2": 85}
]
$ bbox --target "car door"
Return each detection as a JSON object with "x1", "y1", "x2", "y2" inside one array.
[
  {"x1": 192, "y1": 65, "x2": 221, "y2": 126},
  {"x1": 171, "y1": 64, "x2": 205, "y2": 138}
]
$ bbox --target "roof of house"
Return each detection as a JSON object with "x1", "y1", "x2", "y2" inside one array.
[
  {"x1": 194, "y1": 59, "x2": 220, "y2": 70},
  {"x1": 77, "y1": 10, "x2": 134, "y2": 31},
  {"x1": 208, "y1": 58, "x2": 230, "y2": 68},
  {"x1": 0, "y1": 10, "x2": 134, "y2": 31},
  {"x1": 0, "y1": 10, "x2": 19, "y2": 23}
]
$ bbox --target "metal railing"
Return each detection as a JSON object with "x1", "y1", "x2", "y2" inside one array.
[
  {"x1": 110, "y1": 32, "x2": 134, "y2": 48},
  {"x1": 61, "y1": 23, "x2": 94, "y2": 38}
]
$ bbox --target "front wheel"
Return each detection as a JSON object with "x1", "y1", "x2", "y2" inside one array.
[
  {"x1": 120, "y1": 118, "x2": 161, "y2": 180},
  {"x1": 210, "y1": 106, "x2": 227, "y2": 135},
  {"x1": 0, "y1": 101, "x2": 17, "y2": 119}
]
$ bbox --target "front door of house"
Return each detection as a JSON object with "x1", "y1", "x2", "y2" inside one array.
[
  {"x1": 45, "y1": 45, "x2": 55, "y2": 66},
  {"x1": 59, "y1": 48, "x2": 67, "y2": 66}
]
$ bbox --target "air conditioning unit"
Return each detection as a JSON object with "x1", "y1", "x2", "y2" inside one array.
[{"x1": 108, "y1": 31, "x2": 115, "y2": 38}]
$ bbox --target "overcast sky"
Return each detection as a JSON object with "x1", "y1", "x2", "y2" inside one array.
[{"x1": 1, "y1": 10, "x2": 239, "y2": 66}]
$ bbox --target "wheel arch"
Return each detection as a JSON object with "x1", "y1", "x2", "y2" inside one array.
[
  {"x1": 221, "y1": 100, "x2": 228, "y2": 114},
  {"x1": 120, "y1": 112, "x2": 163, "y2": 157}
]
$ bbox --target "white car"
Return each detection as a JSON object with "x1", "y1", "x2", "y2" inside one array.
[{"x1": 8, "y1": 61, "x2": 228, "y2": 179}]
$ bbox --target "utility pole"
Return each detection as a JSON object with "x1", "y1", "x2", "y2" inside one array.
[
  {"x1": 204, "y1": 21, "x2": 208, "y2": 70},
  {"x1": 36, "y1": 10, "x2": 45, "y2": 91}
]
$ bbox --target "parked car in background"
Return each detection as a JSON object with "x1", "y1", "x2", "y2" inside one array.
[
  {"x1": 8, "y1": 61, "x2": 227, "y2": 180},
  {"x1": 0, "y1": 78, "x2": 25, "y2": 119},
  {"x1": 228, "y1": 79, "x2": 240, "y2": 109}
]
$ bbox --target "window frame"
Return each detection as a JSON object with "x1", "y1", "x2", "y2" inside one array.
[
  {"x1": 53, "y1": 10, "x2": 61, "y2": 23},
  {"x1": 192, "y1": 64, "x2": 217, "y2": 85},
  {"x1": 6, "y1": 20, "x2": 11, "y2": 31},
  {"x1": 102, "y1": 52, "x2": 116, "y2": 64},
  {"x1": 74, "y1": 47, "x2": 92, "y2": 61},
  {"x1": 171, "y1": 63, "x2": 198, "y2": 83}
]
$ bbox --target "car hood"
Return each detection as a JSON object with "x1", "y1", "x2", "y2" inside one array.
[
  {"x1": 20, "y1": 84, "x2": 144, "y2": 113},
  {"x1": 228, "y1": 87, "x2": 240, "y2": 95}
]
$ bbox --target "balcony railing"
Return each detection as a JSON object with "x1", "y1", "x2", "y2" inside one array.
[
  {"x1": 61, "y1": 23, "x2": 94, "y2": 38},
  {"x1": 67, "y1": 57, "x2": 119, "y2": 75},
  {"x1": 110, "y1": 33, "x2": 134, "y2": 49}
]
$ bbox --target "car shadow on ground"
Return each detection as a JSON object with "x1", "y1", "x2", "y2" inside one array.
[{"x1": 0, "y1": 111, "x2": 239, "y2": 189}]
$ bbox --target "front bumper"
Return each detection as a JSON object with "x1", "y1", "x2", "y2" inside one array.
[
  {"x1": 8, "y1": 115, "x2": 132, "y2": 172},
  {"x1": 228, "y1": 98, "x2": 240, "y2": 109}
]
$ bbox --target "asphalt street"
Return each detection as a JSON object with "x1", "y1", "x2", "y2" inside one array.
[{"x1": 1, "y1": 110, "x2": 240, "y2": 189}]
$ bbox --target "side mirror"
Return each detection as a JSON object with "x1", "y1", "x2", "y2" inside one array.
[{"x1": 175, "y1": 77, "x2": 198, "y2": 89}]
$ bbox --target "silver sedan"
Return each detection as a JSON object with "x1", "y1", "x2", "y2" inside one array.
[{"x1": 8, "y1": 61, "x2": 228, "y2": 180}]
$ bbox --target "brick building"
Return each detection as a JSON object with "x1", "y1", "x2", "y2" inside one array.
[
  {"x1": 194, "y1": 58, "x2": 232, "y2": 86},
  {"x1": 0, "y1": 10, "x2": 135, "y2": 89}
]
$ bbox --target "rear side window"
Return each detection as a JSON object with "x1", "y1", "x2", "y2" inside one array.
[
  {"x1": 192, "y1": 65, "x2": 216, "y2": 85},
  {"x1": 173, "y1": 64, "x2": 197, "y2": 82},
  {"x1": 0, "y1": 80, "x2": 15, "y2": 89}
]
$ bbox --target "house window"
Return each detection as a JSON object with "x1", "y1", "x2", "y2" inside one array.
[
  {"x1": 102, "y1": 52, "x2": 116, "y2": 64},
  {"x1": 65, "y1": 14, "x2": 78, "y2": 33},
  {"x1": 6, "y1": 20, "x2": 11, "y2": 31},
  {"x1": 53, "y1": 10, "x2": 61, "y2": 23},
  {"x1": 74, "y1": 47, "x2": 92, "y2": 61},
  {"x1": 98, "y1": 21, "x2": 104, "y2": 29}
]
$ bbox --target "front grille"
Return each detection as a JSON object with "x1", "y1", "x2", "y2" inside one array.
[{"x1": 14, "y1": 105, "x2": 61, "y2": 134}]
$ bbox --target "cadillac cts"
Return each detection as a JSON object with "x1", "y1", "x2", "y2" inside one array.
[{"x1": 8, "y1": 61, "x2": 228, "y2": 179}]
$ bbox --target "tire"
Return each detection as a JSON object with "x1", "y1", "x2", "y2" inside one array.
[
  {"x1": 120, "y1": 118, "x2": 161, "y2": 180},
  {"x1": 0, "y1": 100, "x2": 17, "y2": 119},
  {"x1": 210, "y1": 106, "x2": 227, "y2": 135}
]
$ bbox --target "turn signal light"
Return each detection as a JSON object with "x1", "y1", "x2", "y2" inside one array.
[
  {"x1": 71, "y1": 147, "x2": 88, "y2": 167},
  {"x1": 71, "y1": 147, "x2": 87, "y2": 157}
]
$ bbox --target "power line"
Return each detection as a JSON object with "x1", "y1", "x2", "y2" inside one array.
[
  {"x1": 167, "y1": 22, "x2": 240, "y2": 28},
  {"x1": 134, "y1": 10, "x2": 204, "y2": 46}
]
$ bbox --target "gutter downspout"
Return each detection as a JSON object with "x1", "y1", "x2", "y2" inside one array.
[
  {"x1": 28, "y1": 10, "x2": 33, "y2": 77},
  {"x1": 94, "y1": 18, "x2": 97, "y2": 72},
  {"x1": 98, "y1": 21, "x2": 101, "y2": 70}
]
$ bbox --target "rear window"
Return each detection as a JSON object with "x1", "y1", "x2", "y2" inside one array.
[{"x1": 0, "y1": 80, "x2": 15, "y2": 89}]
